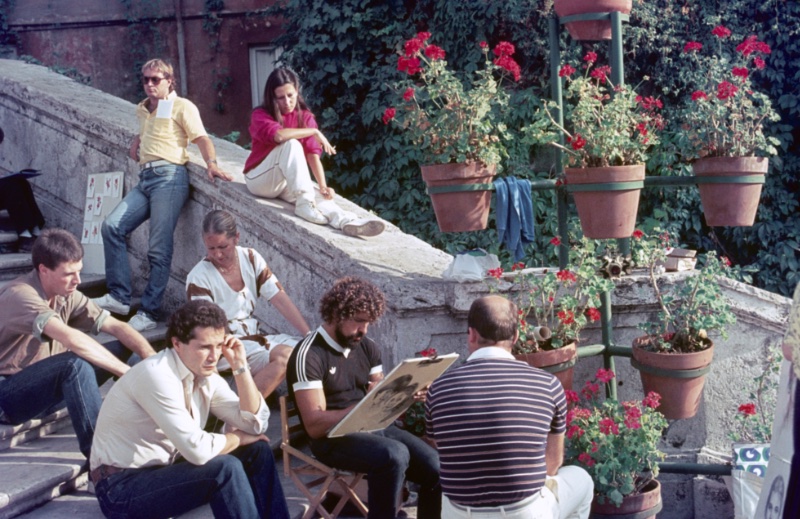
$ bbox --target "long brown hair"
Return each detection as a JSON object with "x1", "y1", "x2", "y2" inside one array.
[{"x1": 260, "y1": 67, "x2": 310, "y2": 127}]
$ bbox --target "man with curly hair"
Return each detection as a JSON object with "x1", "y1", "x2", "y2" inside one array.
[{"x1": 287, "y1": 277, "x2": 441, "y2": 519}]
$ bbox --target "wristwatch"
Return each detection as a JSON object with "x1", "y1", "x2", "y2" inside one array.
[{"x1": 232, "y1": 363, "x2": 249, "y2": 376}]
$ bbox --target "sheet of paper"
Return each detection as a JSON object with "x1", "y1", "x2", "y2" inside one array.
[{"x1": 156, "y1": 99, "x2": 174, "y2": 119}]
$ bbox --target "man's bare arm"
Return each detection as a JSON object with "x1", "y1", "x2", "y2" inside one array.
[
  {"x1": 44, "y1": 318, "x2": 130, "y2": 377},
  {"x1": 294, "y1": 388, "x2": 353, "y2": 439},
  {"x1": 99, "y1": 316, "x2": 157, "y2": 359},
  {"x1": 545, "y1": 432, "x2": 565, "y2": 476}
]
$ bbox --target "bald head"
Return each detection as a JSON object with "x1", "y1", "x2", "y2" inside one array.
[{"x1": 467, "y1": 295, "x2": 519, "y2": 349}]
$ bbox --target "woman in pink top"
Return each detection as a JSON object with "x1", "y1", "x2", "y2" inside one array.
[{"x1": 243, "y1": 67, "x2": 384, "y2": 237}]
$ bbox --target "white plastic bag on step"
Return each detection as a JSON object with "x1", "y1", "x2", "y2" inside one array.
[{"x1": 442, "y1": 249, "x2": 501, "y2": 282}]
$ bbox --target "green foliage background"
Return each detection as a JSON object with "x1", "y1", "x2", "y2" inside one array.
[{"x1": 268, "y1": 0, "x2": 800, "y2": 295}]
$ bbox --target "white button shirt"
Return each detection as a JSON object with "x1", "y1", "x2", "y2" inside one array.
[{"x1": 90, "y1": 348, "x2": 269, "y2": 470}]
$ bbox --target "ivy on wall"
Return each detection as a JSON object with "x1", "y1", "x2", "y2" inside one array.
[{"x1": 269, "y1": 0, "x2": 800, "y2": 295}]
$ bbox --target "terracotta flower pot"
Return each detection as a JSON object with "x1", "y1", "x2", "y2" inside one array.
[
  {"x1": 591, "y1": 479, "x2": 662, "y2": 518},
  {"x1": 420, "y1": 162, "x2": 496, "y2": 232},
  {"x1": 693, "y1": 156, "x2": 768, "y2": 227},
  {"x1": 554, "y1": 0, "x2": 633, "y2": 41},
  {"x1": 631, "y1": 337, "x2": 715, "y2": 420},
  {"x1": 564, "y1": 164, "x2": 645, "y2": 239},
  {"x1": 514, "y1": 342, "x2": 577, "y2": 391}
]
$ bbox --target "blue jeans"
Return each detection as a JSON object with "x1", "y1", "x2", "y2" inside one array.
[
  {"x1": 95, "y1": 441, "x2": 290, "y2": 519},
  {"x1": 310, "y1": 424, "x2": 441, "y2": 519},
  {"x1": 101, "y1": 164, "x2": 190, "y2": 319},
  {"x1": 0, "y1": 341, "x2": 133, "y2": 459}
]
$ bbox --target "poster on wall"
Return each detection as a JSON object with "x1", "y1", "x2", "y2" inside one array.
[{"x1": 81, "y1": 172, "x2": 124, "y2": 275}]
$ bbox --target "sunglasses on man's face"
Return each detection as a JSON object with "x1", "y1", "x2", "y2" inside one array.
[{"x1": 142, "y1": 76, "x2": 167, "y2": 86}]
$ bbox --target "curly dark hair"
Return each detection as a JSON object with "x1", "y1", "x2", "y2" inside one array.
[
  {"x1": 167, "y1": 300, "x2": 227, "y2": 345},
  {"x1": 320, "y1": 276, "x2": 386, "y2": 324}
]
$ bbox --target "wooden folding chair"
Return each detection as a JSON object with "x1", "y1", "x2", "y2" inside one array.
[{"x1": 279, "y1": 396, "x2": 368, "y2": 519}]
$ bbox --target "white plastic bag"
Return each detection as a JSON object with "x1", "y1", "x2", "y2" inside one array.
[{"x1": 442, "y1": 249, "x2": 501, "y2": 282}]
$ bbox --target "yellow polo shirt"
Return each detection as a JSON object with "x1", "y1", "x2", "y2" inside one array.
[{"x1": 136, "y1": 91, "x2": 207, "y2": 165}]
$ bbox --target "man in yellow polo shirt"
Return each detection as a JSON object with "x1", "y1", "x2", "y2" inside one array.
[{"x1": 93, "y1": 58, "x2": 232, "y2": 331}]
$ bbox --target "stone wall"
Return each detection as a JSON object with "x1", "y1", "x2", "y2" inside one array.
[{"x1": 0, "y1": 59, "x2": 793, "y2": 518}]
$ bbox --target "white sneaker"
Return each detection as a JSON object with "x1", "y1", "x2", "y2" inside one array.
[
  {"x1": 295, "y1": 201, "x2": 329, "y2": 225},
  {"x1": 128, "y1": 312, "x2": 157, "y2": 332},
  {"x1": 91, "y1": 294, "x2": 130, "y2": 315},
  {"x1": 342, "y1": 219, "x2": 385, "y2": 238}
]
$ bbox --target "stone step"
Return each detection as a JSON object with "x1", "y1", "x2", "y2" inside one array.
[
  {"x1": 0, "y1": 410, "x2": 71, "y2": 453},
  {"x1": 0, "y1": 427, "x2": 87, "y2": 519},
  {"x1": 0, "y1": 254, "x2": 31, "y2": 282}
]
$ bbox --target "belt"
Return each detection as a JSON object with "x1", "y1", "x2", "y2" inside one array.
[
  {"x1": 90, "y1": 464, "x2": 126, "y2": 485},
  {"x1": 140, "y1": 159, "x2": 175, "y2": 170},
  {"x1": 449, "y1": 490, "x2": 542, "y2": 513}
]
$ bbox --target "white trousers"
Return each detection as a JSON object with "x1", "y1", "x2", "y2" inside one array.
[
  {"x1": 244, "y1": 140, "x2": 357, "y2": 229},
  {"x1": 442, "y1": 465, "x2": 593, "y2": 519}
]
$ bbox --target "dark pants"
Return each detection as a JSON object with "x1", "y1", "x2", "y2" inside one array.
[
  {"x1": 310, "y1": 424, "x2": 441, "y2": 519},
  {"x1": 0, "y1": 176, "x2": 45, "y2": 234},
  {"x1": 0, "y1": 341, "x2": 131, "y2": 459},
  {"x1": 94, "y1": 441, "x2": 290, "y2": 519}
]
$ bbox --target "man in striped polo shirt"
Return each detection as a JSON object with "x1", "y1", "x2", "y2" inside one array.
[{"x1": 425, "y1": 295, "x2": 593, "y2": 518}]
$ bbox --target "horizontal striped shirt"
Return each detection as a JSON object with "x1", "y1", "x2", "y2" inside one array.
[{"x1": 425, "y1": 347, "x2": 566, "y2": 507}]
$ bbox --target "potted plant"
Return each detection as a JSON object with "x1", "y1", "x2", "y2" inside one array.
[
  {"x1": 553, "y1": 0, "x2": 633, "y2": 41},
  {"x1": 385, "y1": 32, "x2": 520, "y2": 232},
  {"x1": 565, "y1": 368, "x2": 668, "y2": 516},
  {"x1": 672, "y1": 24, "x2": 781, "y2": 226},
  {"x1": 485, "y1": 237, "x2": 615, "y2": 390},
  {"x1": 525, "y1": 52, "x2": 663, "y2": 238},
  {"x1": 631, "y1": 229, "x2": 737, "y2": 419}
]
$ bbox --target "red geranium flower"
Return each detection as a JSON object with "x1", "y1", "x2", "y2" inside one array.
[
  {"x1": 590, "y1": 65, "x2": 611, "y2": 80},
  {"x1": 487, "y1": 267, "x2": 504, "y2": 279},
  {"x1": 493, "y1": 41, "x2": 515, "y2": 58},
  {"x1": 732, "y1": 66, "x2": 749, "y2": 79},
  {"x1": 717, "y1": 81, "x2": 739, "y2": 100},
  {"x1": 643, "y1": 391, "x2": 661, "y2": 409},
  {"x1": 683, "y1": 41, "x2": 703, "y2": 53},
  {"x1": 479, "y1": 41, "x2": 488, "y2": 49},
  {"x1": 586, "y1": 307, "x2": 601, "y2": 322},
  {"x1": 404, "y1": 38, "x2": 424, "y2": 57},
  {"x1": 738, "y1": 403, "x2": 757, "y2": 416},
  {"x1": 568, "y1": 134, "x2": 586, "y2": 151},
  {"x1": 403, "y1": 87, "x2": 415, "y2": 102},
  {"x1": 558, "y1": 310, "x2": 575, "y2": 325},
  {"x1": 424, "y1": 45, "x2": 446, "y2": 61},
  {"x1": 559, "y1": 64, "x2": 576, "y2": 77},
  {"x1": 493, "y1": 55, "x2": 521, "y2": 81},
  {"x1": 583, "y1": 51, "x2": 597, "y2": 64},
  {"x1": 566, "y1": 425, "x2": 585, "y2": 439},
  {"x1": 753, "y1": 57, "x2": 766, "y2": 70},
  {"x1": 418, "y1": 347, "x2": 437, "y2": 358},
  {"x1": 382, "y1": 107, "x2": 396, "y2": 125},
  {"x1": 596, "y1": 368, "x2": 616, "y2": 383},
  {"x1": 691, "y1": 90, "x2": 708, "y2": 102},
  {"x1": 632, "y1": 229, "x2": 645, "y2": 239},
  {"x1": 578, "y1": 452, "x2": 596, "y2": 467},
  {"x1": 550, "y1": 236, "x2": 562, "y2": 246},
  {"x1": 712, "y1": 25, "x2": 732, "y2": 39},
  {"x1": 599, "y1": 417, "x2": 619, "y2": 435},
  {"x1": 565, "y1": 390, "x2": 580, "y2": 404},
  {"x1": 556, "y1": 270, "x2": 577, "y2": 283},
  {"x1": 397, "y1": 56, "x2": 421, "y2": 75},
  {"x1": 416, "y1": 31, "x2": 431, "y2": 41},
  {"x1": 721, "y1": 256, "x2": 732, "y2": 267}
]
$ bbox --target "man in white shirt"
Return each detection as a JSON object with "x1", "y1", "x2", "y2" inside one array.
[{"x1": 90, "y1": 300, "x2": 289, "y2": 518}]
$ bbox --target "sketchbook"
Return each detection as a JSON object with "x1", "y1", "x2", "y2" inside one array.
[{"x1": 327, "y1": 352, "x2": 459, "y2": 438}]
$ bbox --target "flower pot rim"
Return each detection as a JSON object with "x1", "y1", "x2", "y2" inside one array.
[{"x1": 632, "y1": 335, "x2": 714, "y2": 356}]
